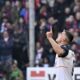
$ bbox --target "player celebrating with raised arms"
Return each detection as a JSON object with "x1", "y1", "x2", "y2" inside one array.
[{"x1": 46, "y1": 28, "x2": 75, "y2": 80}]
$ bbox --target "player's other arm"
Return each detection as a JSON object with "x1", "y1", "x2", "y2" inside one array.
[{"x1": 46, "y1": 31, "x2": 67, "y2": 56}]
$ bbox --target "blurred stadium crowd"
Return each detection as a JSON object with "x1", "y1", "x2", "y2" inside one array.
[{"x1": 0, "y1": 0, "x2": 80, "y2": 80}]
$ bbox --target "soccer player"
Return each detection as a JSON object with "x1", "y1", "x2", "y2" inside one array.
[{"x1": 46, "y1": 29, "x2": 75, "y2": 80}]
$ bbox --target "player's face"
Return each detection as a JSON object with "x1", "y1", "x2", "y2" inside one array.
[{"x1": 56, "y1": 31, "x2": 67, "y2": 43}]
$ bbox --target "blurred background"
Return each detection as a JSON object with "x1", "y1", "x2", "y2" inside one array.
[{"x1": 0, "y1": 0, "x2": 80, "y2": 80}]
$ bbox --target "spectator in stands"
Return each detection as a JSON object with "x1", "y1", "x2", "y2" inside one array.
[
  {"x1": 35, "y1": 18, "x2": 47, "y2": 46},
  {"x1": 47, "y1": 17, "x2": 58, "y2": 39},
  {"x1": 10, "y1": 60, "x2": 24, "y2": 80},
  {"x1": 73, "y1": 31, "x2": 80, "y2": 45},
  {"x1": 65, "y1": 15, "x2": 75, "y2": 29},
  {"x1": 42, "y1": 57, "x2": 50, "y2": 67},
  {"x1": 71, "y1": 0, "x2": 80, "y2": 14},
  {"x1": 1, "y1": 1, "x2": 12, "y2": 20},
  {"x1": 13, "y1": 25, "x2": 29, "y2": 69},
  {"x1": 75, "y1": 12, "x2": 80, "y2": 30},
  {"x1": 35, "y1": 42, "x2": 44, "y2": 66},
  {"x1": 71, "y1": 42, "x2": 80, "y2": 66},
  {"x1": 53, "y1": 0, "x2": 66, "y2": 32},
  {"x1": 10, "y1": 0, "x2": 20, "y2": 22},
  {"x1": 0, "y1": 31, "x2": 13, "y2": 79},
  {"x1": 0, "y1": 0, "x2": 5, "y2": 9},
  {"x1": 40, "y1": 5, "x2": 48, "y2": 19},
  {"x1": 65, "y1": 11, "x2": 80, "y2": 31},
  {"x1": 0, "y1": 17, "x2": 8, "y2": 33},
  {"x1": 20, "y1": 1, "x2": 29, "y2": 24},
  {"x1": 68, "y1": 28, "x2": 74, "y2": 33}
]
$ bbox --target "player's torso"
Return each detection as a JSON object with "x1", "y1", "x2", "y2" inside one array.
[
  {"x1": 54, "y1": 50, "x2": 75, "y2": 80},
  {"x1": 55, "y1": 50, "x2": 74, "y2": 68}
]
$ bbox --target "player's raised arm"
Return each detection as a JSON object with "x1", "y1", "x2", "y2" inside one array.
[{"x1": 46, "y1": 27, "x2": 64, "y2": 55}]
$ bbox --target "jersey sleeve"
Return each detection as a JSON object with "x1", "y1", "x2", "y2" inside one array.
[{"x1": 58, "y1": 45, "x2": 69, "y2": 57}]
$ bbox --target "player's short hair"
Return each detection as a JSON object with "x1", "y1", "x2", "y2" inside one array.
[{"x1": 65, "y1": 30, "x2": 73, "y2": 43}]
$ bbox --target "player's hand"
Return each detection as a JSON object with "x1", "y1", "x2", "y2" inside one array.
[{"x1": 46, "y1": 27, "x2": 53, "y2": 38}]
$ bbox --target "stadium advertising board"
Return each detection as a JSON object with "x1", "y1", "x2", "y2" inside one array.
[
  {"x1": 73, "y1": 67, "x2": 80, "y2": 80},
  {"x1": 27, "y1": 67, "x2": 80, "y2": 80}
]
